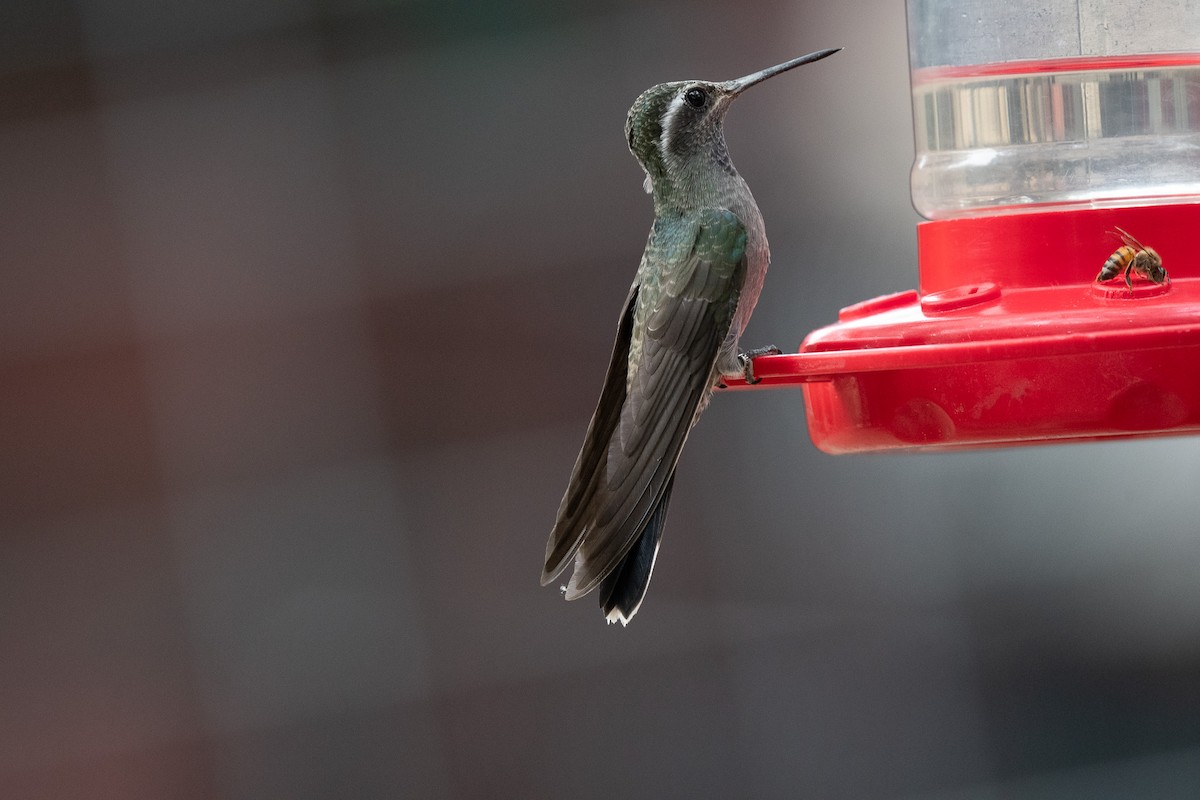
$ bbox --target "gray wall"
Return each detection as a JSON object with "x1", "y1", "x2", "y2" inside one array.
[{"x1": 3, "y1": 1, "x2": 1199, "y2": 797}]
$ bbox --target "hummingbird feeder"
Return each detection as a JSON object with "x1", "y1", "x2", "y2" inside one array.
[{"x1": 725, "y1": 0, "x2": 1200, "y2": 453}]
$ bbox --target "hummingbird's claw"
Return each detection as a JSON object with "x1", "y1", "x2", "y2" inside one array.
[
  {"x1": 737, "y1": 355, "x2": 759, "y2": 384},
  {"x1": 737, "y1": 345, "x2": 781, "y2": 385}
]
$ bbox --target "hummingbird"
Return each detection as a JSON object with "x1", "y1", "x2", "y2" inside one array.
[{"x1": 541, "y1": 48, "x2": 841, "y2": 625}]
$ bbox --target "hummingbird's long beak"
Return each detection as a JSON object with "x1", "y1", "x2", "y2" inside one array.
[{"x1": 724, "y1": 47, "x2": 842, "y2": 95}]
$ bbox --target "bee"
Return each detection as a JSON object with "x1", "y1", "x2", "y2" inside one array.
[{"x1": 1096, "y1": 227, "x2": 1167, "y2": 289}]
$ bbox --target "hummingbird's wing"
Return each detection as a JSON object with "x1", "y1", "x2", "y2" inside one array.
[
  {"x1": 540, "y1": 281, "x2": 640, "y2": 583},
  {"x1": 542, "y1": 208, "x2": 747, "y2": 603}
]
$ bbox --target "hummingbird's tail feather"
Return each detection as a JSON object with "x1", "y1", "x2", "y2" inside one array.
[{"x1": 599, "y1": 472, "x2": 676, "y2": 626}]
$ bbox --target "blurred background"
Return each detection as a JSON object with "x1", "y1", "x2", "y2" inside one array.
[{"x1": 3, "y1": 0, "x2": 1200, "y2": 797}]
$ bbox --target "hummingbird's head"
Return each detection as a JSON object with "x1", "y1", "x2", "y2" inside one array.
[
  {"x1": 624, "y1": 48, "x2": 840, "y2": 197},
  {"x1": 624, "y1": 80, "x2": 733, "y2": 195}
]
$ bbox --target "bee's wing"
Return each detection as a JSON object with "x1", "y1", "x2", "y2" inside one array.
[{"x1": 1113, "y1": 226, "x2": 1146, "y2": 251}]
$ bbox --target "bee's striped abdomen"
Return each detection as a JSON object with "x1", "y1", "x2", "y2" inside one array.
[{"x1": 1098, "y1": 245, "x2": 1136, "y2": 282}]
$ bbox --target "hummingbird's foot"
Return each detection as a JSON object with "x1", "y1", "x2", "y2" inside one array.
[{"x1": 737, "y1": 345, "x2": 781, "y2": 385}]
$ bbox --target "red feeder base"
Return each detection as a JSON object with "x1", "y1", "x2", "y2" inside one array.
[{"x1": 725, "y1": 202, "x2": 1200, "y2": 453}]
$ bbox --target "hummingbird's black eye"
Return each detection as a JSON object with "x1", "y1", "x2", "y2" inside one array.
[{"x1": 684, "y1": 87, "x2": 707, "y2": 108}]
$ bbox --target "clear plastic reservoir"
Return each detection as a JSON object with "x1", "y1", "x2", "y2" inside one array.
[{"x1": 907, "y1": 0, "x2": 1200, "y2": 219}]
